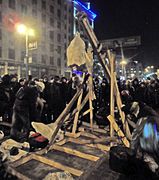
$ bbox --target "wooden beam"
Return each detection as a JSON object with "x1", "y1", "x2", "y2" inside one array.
[
  {"x1": 65, "y1": 132, "x2": 81, "y2": 138},
  {"x1": 80, "y1": 131, "x2": 100, "y2": 139},
  {"x1": 52, "y1": 144, "x2": 99, "y2": 161},
  {"x1": 32, "y1": 155, "x2": 83, "y2": 177},
  {"x1": 114, "y1": 74, "x2": 132, "y2": 140},
  {"x1": 11, "y1": 154, "x2": 34, "y2": 168},
  {"x1": 108, "y1": 50, "x2": 115, "y2": 145},
  {"x1": 72, "y1": 89, "x2": 83, "y2": 134},
  {"x1": 107, "y1": 115, "x2": 130, "y2": 147},
  {"x1": 88, "y1": 76, "x2": 94, "y2": 130},
  {"x1": 68, "y1": 137, "x2": 110, "y2": 152}
]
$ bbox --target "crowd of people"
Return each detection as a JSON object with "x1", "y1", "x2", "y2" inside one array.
[{"x1": 0, "y1": 73, "x2": 159, "y2": 141}]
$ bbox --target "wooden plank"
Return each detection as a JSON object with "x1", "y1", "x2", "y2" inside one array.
[
  {"x1": 107, "y1": 115, "x2": 130, "y2": 147},
  {"x1": 80, "y1": 131, "x2": 100, "y2": 139},
  {"x1": 7, "y1": 166, "x2": 31, "y2": 180},
  {"x1": 88, "y1": 76, "x2": 94, "y2": 130},
  {"x1": 52, "y1": 144, "x2": 99, "y2": 161},
  {"x1": 11, "y1": 154, "x2": 34, "y2": 168},
  {"x1": 72, "y1": 89, "x2": 84, "y2": 134},
  {"x1": 68, "y1": 138, "x2": 110, "y2": 152},
  {"x1": 79, "y1": 126, "x2": 107, "y2": 134},
  {"x1": 114, "y1": 74, "x2": 132, "y2": 140},
  {"x1": 32, "y1": 154, "x2": 83, "y2": 177},
  {"x1": 108, "y1": 50, "x2": 115, "y2": 146},
  {"x1": 65, "y1": 132, "x2": 81, "y2": 138}
]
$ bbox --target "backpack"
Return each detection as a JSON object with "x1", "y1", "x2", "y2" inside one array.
[{"x1": 28, "y1": 133, "x2": 49, "y2": 151}]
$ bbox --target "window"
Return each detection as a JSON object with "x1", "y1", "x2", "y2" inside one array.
[
  {"x1": 64, "y1": 34, "x2": 66, "y2": 39},
  {"x1": 32, "y1": 54, "x2": 37, "y2": 63},
  {"x1": 0, "y1": 47, "x2": 2, "y2": 57},
  {"x1": 50, "y1": 18, "x2": 54, "y2": 27},
  {"x1": 57, "y1": 58, "x2": 61, "y2": 66},
  {"x1": 21, "y1": 5, "x2": 27, "y2": 15},
  {"x1": 21, "y1": 51, "x2": 25, "y2": 61},
  {"x1": 0, "y1": 12, "x2": 1, "y2": 23},
  {"x1": 41, "y1": 55, "x2": 46, "y2": 64},
  {"x1": 42, "y1": 14, "x2": 46, "y2": 23},
  {"x1": 50, "y1": 44, "x2": 54, "y2": 52},
  {"x1": 64, "y1": 4, "x2": 67, "y2": 11},
  {"x1": 42, "y1": 1, "x2": 46, "y2": 9},
  {"x1": 49, "y1": 31, "x2": 54, "y2": 40},
  {"x1": 8, "y1": 49, "x2": 15, "y2": 59},
  {"x1": 32, "y1": 9, "x2": 37, "y2": 17},
  {"x1": 57, "y1": 34, "x2": 61, "y2": 42},
  {"x1": 57, "y1": 46, "x2": 61, "y2": 54},
  {"x1": 50, "y1": 5, "x2": 54, "y2": 13},
  {"x1": 57, "y1": 21, "x2": 61, "y2": 29},
  {"x1": 0, "y1": 29, "x2": 2, "y2": 40},
  {"x1": 50, "y1": 57, "x2": 54, "y2": 65},
  {"x1": 57, "y1": 9, "x2": 61, "y2": 19},
  {"x1": 32, "y1": 0, "x2": 37, "y2": 5},
  {"x1": 9, "y1": 0, "x2": 15, "y2": 9},
  {"x1": 57, "y1": 0, "x2": 61, "y2": 5}
]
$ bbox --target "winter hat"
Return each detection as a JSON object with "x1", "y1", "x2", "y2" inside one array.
[{"x1": 35, "y1": 81, "x2": 45, "y2": 92}]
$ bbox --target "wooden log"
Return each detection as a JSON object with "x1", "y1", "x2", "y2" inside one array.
[
  {"x1": 72, "y1": 89, "x2": 83, "y2": 134},
  {"x1": 114, "y1": 74, "x2": 132, "y2": 140},
  {"x1": 52, "y1": 144, "x2": 99, "y2": 161},
  {"x1": 68, "y1": 137, "x2": 110, "y2": 152},
  {"x1": 108, "y1": 50, "x2": 115, "y2": 145},
  {"x1": 11, "y1": 154, "x2": 34, "y2": 168},
  {"x1": 32, "y1": 154, "x2": 83, "y2": 177},
  {"x1": 107, "y1": 115, "x2": 130, "y2": 147}
]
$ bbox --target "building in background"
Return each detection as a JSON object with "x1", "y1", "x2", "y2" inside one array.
[
  {"x1": 0, "y1": 0, "x2": 96, "y2": 78},
  {"x1": 0, "y1": 0, "x2": 74, "y2": 78},
  {"x1": 100, "y1": 36, "x2": 144, "y2": 79}
]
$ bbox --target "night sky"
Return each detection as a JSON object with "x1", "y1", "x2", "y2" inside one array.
[{"x1": 89, "y1": 0, "x2": 159, "y2": 67}]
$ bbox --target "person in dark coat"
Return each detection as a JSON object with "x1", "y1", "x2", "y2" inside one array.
[
  {"x1": 10, "y1": 81, "x2": 39, "y2": 142},
  {"x1": 0, "y1": 74, "x2": 14, "y2": 122},
  {"x1": 60, "y1": 77, "x2": 68, "y2": 111},
  {"x1": 100, "y1": 77, "x2": 110, "y2": 108},
  {"x1": 50, "y1": 76, "x2": 63, "y2": 121}
]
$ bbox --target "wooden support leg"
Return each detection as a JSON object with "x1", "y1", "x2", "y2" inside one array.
[
  {"x1": 72, "y1": 90, "x2": 84, "y2": 134},
  {"x1": 107, "y1": 115, "x2": 130, "y2": 147},
  {"x1": 108, "y1": 50, "x2": 115, "y2": 146}
]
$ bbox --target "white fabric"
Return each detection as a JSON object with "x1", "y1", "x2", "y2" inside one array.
[
  {"x1": 67, "y1": 33, "x2": 86, "y2": 66},
  {"x1": 31, "y1": 122, "x2": 64, "y2": 142},
  {"x1": 43, "y1": 171, "x2": 74, "y2": 180}
]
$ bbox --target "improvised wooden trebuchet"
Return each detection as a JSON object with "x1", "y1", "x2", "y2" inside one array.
[{"x1": 77, "y1": 12, "x2": 131, "y2": 147}]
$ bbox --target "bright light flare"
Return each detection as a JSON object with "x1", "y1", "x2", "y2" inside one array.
[
  {"x1": 16, "y1": 23, "x2": 27, "y2": 34},
  {"x1": 15, "y1": 23, "x2": 35, "y2": 36},
  {"x1": 28, "y1": 28, "x2": 35, "y2": 36},
  {"x1": 120, "y1": 60, "x2": 127, "y2": 65}
]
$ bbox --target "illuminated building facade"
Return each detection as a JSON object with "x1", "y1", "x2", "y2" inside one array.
[{"x1": 0, "y1": 0, "x2": 96, "y2": 78}]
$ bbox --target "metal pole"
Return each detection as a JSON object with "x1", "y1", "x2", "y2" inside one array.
[{"x1": 25, "y1": 31, "x2": 29, "y2": 80}]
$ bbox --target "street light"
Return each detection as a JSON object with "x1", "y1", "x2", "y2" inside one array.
[
  {"x1": 15, "y1": 23, "x2": 35, "y2": 79},
  {"x1": 120, "y1": 59, "x2": 127, "y2": 78}
]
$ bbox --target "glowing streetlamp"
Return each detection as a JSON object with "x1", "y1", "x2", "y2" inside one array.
[
  {"x1": 16, "y1": 23, "x2": 35, "y2": 79},
  {"x1": 120, "y1": 59, "x2": 127, "y2": 78}
]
